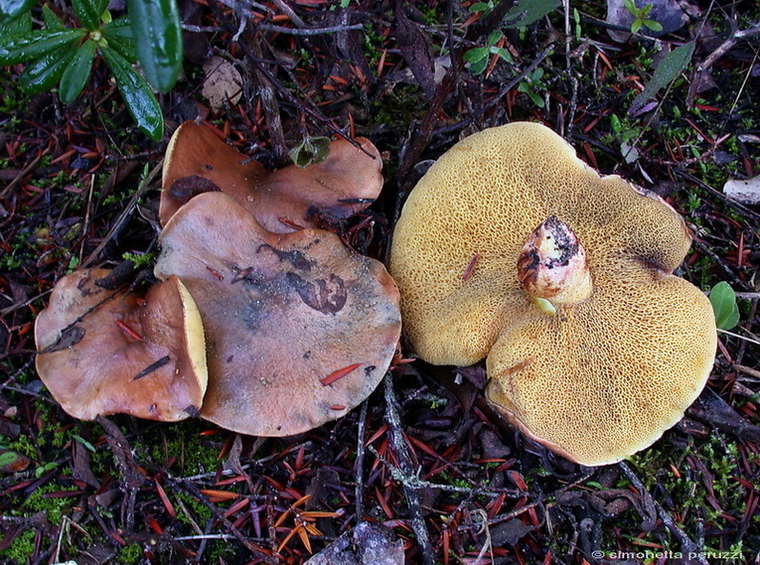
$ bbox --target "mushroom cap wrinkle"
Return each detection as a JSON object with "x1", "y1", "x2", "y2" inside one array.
[
  {"x1": 389, "y1": 122, "x2": 717, "y2": 466},
  {"x1": 34, "y1": 269, "x2": 208, "y2": 421},
  {"x1": 160, "y1": 121, "x2": 384, "y2": 232},
  {"x1": 155, "y1": 191, "x2": 401, "y2": 437}
]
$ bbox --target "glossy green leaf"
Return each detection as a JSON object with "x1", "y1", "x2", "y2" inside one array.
[
  {"x1": 467, "y1": 55, "x2": 488, "y2": 75},
  {"x1": 126, "y1": 0, "x2": 182, "y2": 92},
  {"x1": 19, "y1": 43, "x2": 77, "y2": 93},
  {"x1": 72, "y1": 434, "x2": 96, "y2": 452},
  {"x1": 59, "y1": 39, "x2": 95, "y2": 103},
  {"x1": 42, "y1": 4, "x2": 65, "y2": 29},
  {"x1": 103, "y1": 16, "x2": 137, "y2": 63},
  {"x1": 710, "y1": 281, "x2": 740, "y2": 330},
  {"x1": 103, "y1": 15, "x2": 134, "y2": 38},
  {"x1": 0, "y1": 0, "x2": 36, "y2": 26},
  {"x1": 100, "y1": 44, "x2": 164, "y2": 140},
  {"x1": 0, "y1": 29, "x2": 85, "y2": 65},
  {"x1": 463, "y1": 47, "x2": 489, "y2": 64},
  {"x1": 72, "y1": 0, "x2": 103, "y2": 29},
  {"x1": 491, "y1": 47, "x2": 513, "y2": 64},
  {"x1": 0, "y1": 7, "x2": 29, "y2": 33},
  {"x1": 629, "y1": 41, "x2": 695, "y2": 114},
  {"x1": 486, "y1": 30, "x2": 502, "y2": 46},
  {"x1": 468, "y1": 2, "x2": 490, "y2": 13}
]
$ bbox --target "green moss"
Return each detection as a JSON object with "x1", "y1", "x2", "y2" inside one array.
[
  {"x1": 144, "y1": 423, "x2": 224, "y2": 477},
  {"x1": 0, "y1": 529, "x2": 36, "y2": 564},
  {"x1": 122, "y1": 250, "x2": 156, "y2": 269},
  {"x1": 0, "y1": 232, "x2": 35, "y2": 271},
  {"x1": 4, "y1": 433, "x2": 37, "y2": 460},
  {"x1": 206, "y1": 538, "x2": 238, "y2": 562},
  {"x1": 624, "y1": 433, "x2": 747, "y2": 541},
  {"x1": 174, "y1": 490, "x2": 213, "y2": 524},
  {"x1": 362, "y1": 23, "x2": 386, "y2": 66},
  {"x1": 16, "y1": 483, "x2": 81, "y2": 524},
  {"x1": 117, "y1": 542, "x2": 144, "y2": 564}
]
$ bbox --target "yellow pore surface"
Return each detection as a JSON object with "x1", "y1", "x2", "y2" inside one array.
[{"x1": 389, "y1": 122, "x2": 717, "y2": 465}]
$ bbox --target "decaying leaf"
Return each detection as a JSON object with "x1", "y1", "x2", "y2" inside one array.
[
  {"x1": 629, "y1": 41, "x2": 695, "y2": 115},
  {"x1": 201, "y1": 56, "x2": 242, "y2": 110},
  {"x1": 304, "y1": 522, "x2": 404, "y2": 565}
]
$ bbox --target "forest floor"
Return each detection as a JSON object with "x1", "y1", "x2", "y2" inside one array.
[{"x1": 1, "y1": 0, "x2": 759, "y2": 563}]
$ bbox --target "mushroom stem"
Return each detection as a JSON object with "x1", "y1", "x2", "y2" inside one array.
[{"x1": 517, "y1": 216, "x2": 592, "y2": 309}]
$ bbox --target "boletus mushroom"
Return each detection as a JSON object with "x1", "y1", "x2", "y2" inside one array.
[
  {"x1": 155, "y1": 191, "x2": 401, "y2": 436},
  {"x1": 34, "y1": 269, "x2": 208, "y2": 421},
  {"x1": 160, "y1": 121, "x2": 383, "y2": 232},
  {"x1": 389, "y1": 122, "x2": 717, "y2": 466}
]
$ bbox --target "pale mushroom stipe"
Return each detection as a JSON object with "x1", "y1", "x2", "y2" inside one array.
[{"x1": 390, "y1": 122, "x2": 718, "y2": 467}]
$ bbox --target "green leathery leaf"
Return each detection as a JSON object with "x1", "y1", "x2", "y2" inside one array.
[
  {"x1": 100, "y1": 44, "x2": 163, "y2": 140},
  {"x1": 103, "y1": 16, "x2": 137, "y2": 63},
  {"x1": 710, "y1": 281, "x2": 740, "y2": 330},
  {"x1": 19, "y1": 43, "x2": 77, "y2": 93},
  {"x1": 42, "y1": 4, "x2": 65, "y2": 29},
  {"x1": 59, "y1": 39, "x2": 95, "y2": 103},
  {"x1": 0, "y1": 8, "x2": 30, "y2": 33},
  {"x1": 643, "y1": 19, "x2": 663, "y2": 32},
  {"x1": 0, "y1": 29, "x2": 85, "y2": 65},
  {"x1": 72, "y1": 0, "x2": 108, "y2": 29},
  {"x1": 629, "y1": 41, "x2": 695, "y2": 114},
  {"x1": 102, "y1": 31, "x2": 137, "y2": 63},
  {"x1": 126, "y1": 0, "x2": 182, "y2": 92},
  {"x1": 0, "y1": 0, "x2": 36, "y2": 26},
  {"x1": 103, "y1": 15, "x2": 134, "y2": 38},
  {"x1": 463, "y1": 47, "x2": 489, "y2": 64},
  {"x1": 467, "y1": 55, "x2": 488, "y2": 75}
]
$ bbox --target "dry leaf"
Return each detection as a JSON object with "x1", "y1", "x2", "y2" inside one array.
[{"x1": 202, "y1": 56, "x2": 242, "y2": 110}]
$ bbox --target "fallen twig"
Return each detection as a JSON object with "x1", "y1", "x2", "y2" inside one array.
[
  {"x1": 82, "y1": 161, "x2": 163, "y2": 267},
  {"x1": 354, "y1": 400, "x2": 368, "y2": 522},
  {"x1": 382, "y1": 374, "x2": 436, "y2": 565},
  {"x1": 619, "y1": 462, "x2": 708, "y2": 565}
]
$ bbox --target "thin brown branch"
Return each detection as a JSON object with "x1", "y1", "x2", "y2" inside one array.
[
  {"x1": 382, "y1": 375, "x2": 436, "y2": 565},
  {"x1": 619, "y1": 462, "x2": 708, "y2": 565}
]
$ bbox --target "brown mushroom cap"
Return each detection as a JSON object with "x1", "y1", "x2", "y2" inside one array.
[
  {"x1": 389, "y1": 122, "x2": 717, "y2": 466},
  {"x1": 34, "y1": 269, "x2": 208, "y2": 421},
  {"x1": 160, "y1": 121, "x2": 383, "y2": 232},
  {"x1": 154, "y1": 191, "x2": 401, "y2": 436}
]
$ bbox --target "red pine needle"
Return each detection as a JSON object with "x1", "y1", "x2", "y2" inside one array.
[
  {"x1": 462, "y1": 253, "x2": 479, "y2": 281},
  {"x1": 320, "y1": 363, "x2": 362, "y2": 386},
  {"x1": 114, "y1": 319, "x2": 142, "y2": 341},
  {"x1": 155, "y1": 480, "x2": 176, "y2": 518},
  {"x1": 206, "y1": 266, "x2": 224, "y2": 280}
]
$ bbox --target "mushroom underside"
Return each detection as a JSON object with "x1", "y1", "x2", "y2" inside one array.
[
  {"x1": 486, "y1": 274, "x2": 716, "y2": 466},
  {"x1": 389, "y1": 122, "x2": 718, "y2": 465}
]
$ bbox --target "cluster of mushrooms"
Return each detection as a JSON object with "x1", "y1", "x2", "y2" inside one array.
[
  {"x1": 36, "y1": 121, "x2": 718, "y2": 466},
  {"x1": 35, "y1": 122, "x2": 402, "y2": 437}
]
